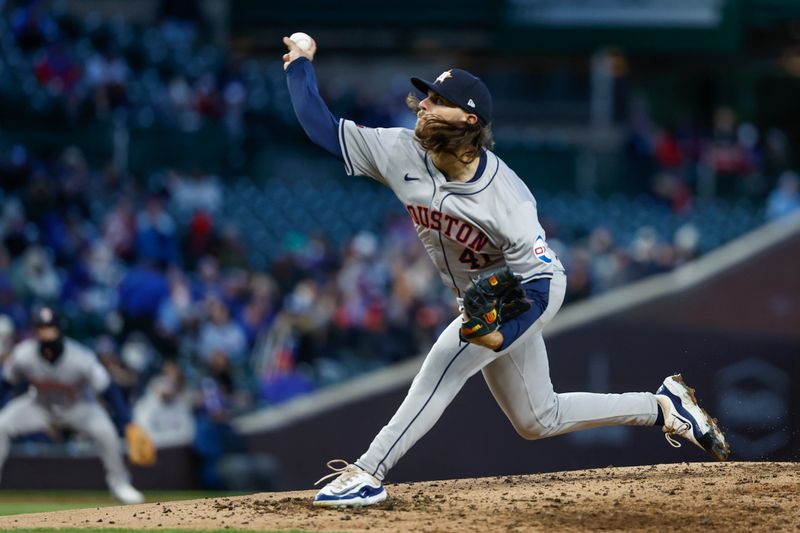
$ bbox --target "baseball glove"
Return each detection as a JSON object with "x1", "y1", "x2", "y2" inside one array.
[
  {"x1": 460, "y1": 267, "x2": 531, "y2": 341},
  {"x1": 125, "y1": 423, "x2": 157, "y2": 467}
]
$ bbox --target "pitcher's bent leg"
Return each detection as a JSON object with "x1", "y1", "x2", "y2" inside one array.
[
  {"x1": 356, "y1": 316, "x2": 497, "y2": 481},
  {"x1": 482, "y1": 332, "x2": 658, "y2": 440}
]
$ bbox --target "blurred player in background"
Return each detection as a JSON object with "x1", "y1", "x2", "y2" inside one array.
[
  {"x1": 0, "y1": 306, "x2": 153, "y2": 504},
  {"x1": 282, "y1": 37, "x2": 730, "y2": 507}
]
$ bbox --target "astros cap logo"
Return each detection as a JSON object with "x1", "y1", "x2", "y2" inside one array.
[{"x1": 434, "y1": 70, "x2": 453, "y2": 84}]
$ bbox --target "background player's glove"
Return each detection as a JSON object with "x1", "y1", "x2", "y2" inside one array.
[
  {"x1": 460, "y1": 267, "x2": 531, "y2": 341},
  {"x1": 125, "y1": 423, "x2": 157, "y2": 467}
]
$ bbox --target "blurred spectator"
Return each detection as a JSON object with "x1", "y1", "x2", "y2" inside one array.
[
  {"x1": 136, "y1": 195, "x2": 179, "y2": 267},
  {"x1": 587, "y1": 227, "x2": 627, "y2": 293},
  {"x1": 133, "y1": 360, "x2": 195, "y2": 447},
  {"x1": 0, "y1": 145, "x2": 33, "y2": 192},
  {"x1": 652, "y1": 171, "x2": 692, "y2": 215},
  {"x1": 192, "y1": 351, "x2": 278, "y2": 490},
  {"x1": 103, "y1": 198, "x2": 137, "y2": 262},
  {"x1": 158, "y1": 0, "x2": 200, "y2": 45},
  {"x1": 763, "y1": 128, "x2": 791, "y2": 179},
  {"x1": 198, "y1": 298, "x2": 247, "y2": 363},
  {"x1": 10, "y1": 0, "x2": 56, "y2": 51},
  {"x1": 184, "y1": 210, "x2": 217, "y2": 262},
  {"x1": 168, "y1": 169, "x2": 222, "y2": 220},
  {"x1": 96, "y1": 335, "x2": 140, "y2": 397},
  {"x1": 33, "y1": 40, "x2": 82, "y2": 108},
  {"x1": 117, "y1": 260, "x2": 170, "y2": 343},
  {"x1": 236, "y1": 274, "x2": 275, "y2": 347},
  {"x1": 10, "y1": 246, "x2": 60, "y2": 304},
  {"x1": 564, "y1": 247, "x2": 592, "y2": 304},
  {"x1": 156, "y1": 270, "x2": 195, "y2": 346},
  {"x1": 706, "y1": 107, "x2": 750, "y2": 179},
  {"x1": 0, "y1": 199, "x2": 30, "y2": 260},
  {"x1": 85, "y1": 50, "x2": 129, "y2": 116},
  {"x1": 766, "y1": 171, "x2": 800, "y2": 221}
]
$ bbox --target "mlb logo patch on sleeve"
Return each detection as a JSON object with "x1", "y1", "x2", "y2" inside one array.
[{"x1": 534, "y1": 235, "x2": 552, "y2": 264}]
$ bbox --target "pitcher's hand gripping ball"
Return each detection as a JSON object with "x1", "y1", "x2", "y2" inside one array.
[{"x1": 460, "y1": 267, "x2": 531, "y2": 341}]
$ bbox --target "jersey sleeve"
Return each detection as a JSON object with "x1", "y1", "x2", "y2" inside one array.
[
  {"x1": 2, "y1": 348, "x2": 22, "y2": 384},
  {"x1": 500, "y1": 201, "x2": 558, "y2": 282},
  {"x1": 80, "y1": 347, "x2": 111, "y2": 393},
  {"x1": 338, "y1": 120, "x2": 407, "y2": 185}
]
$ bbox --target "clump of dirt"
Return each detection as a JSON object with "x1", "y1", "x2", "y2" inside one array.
[{"x1": 0, "y1": 462, "x2": 797, "y2": 532}]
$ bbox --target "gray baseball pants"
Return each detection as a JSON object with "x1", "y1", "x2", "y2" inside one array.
[
  {"x1": 356, "y1": 271, "x2": 659, "y2": 481},
  {"x1": 0, "y1": 395, "x2": 132, "y2": 488}
]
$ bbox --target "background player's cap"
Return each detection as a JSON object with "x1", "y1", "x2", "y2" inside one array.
[
  {"x1": 411, "y1": 68, "x2": 493, "y2": 125},
  {"x1": 31, "y1": 305, "x2": 63, "y2": 330}
]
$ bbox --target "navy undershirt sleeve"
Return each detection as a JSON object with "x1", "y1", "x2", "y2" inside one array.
[
  {"x1": 101, "y1": 382, "x2": 132, "y2": 435},
  {"x1": 285, "y1": 58, "x2": 343, "y2": 160},
  {"x1": 497, "y1": 278, "x2": 551, "y2": 352},
  {"x1": 0, "y1": 378, "x2": 18, "y2": 408}
]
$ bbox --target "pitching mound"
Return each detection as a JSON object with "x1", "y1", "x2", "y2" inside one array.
[{"x1": 0, "y1": 462, "x2": 797, "y2": 532}]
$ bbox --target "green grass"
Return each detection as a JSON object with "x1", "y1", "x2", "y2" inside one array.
[{"x1": 0, "y1": 491, "x2": 246, "y2": 516}]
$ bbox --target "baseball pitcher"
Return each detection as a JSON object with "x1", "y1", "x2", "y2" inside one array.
[
  {"x1": 282, "y1": 37, "x2": 730, "y2": 507},
  {"x1": 0, "y1": 307, "x2": 155, "y2": 504}
]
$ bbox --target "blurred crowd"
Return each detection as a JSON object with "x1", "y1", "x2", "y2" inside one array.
[
  {"x1": 1, "y1": 0, "x2": 255, "y2": 135},
  {"x1": 0, "y1": 0, "x2": 407, "y2": 138},
  {"x1": 625, "y1": 99, "x2": 800, "y2": 215}
]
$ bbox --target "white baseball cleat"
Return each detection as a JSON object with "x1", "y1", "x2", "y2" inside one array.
[
  {"x1": 655, "y1": 374, "x2": 731, "y2": 461},
  {"x1": 313, "y1": 460, "x2": 387, "y2": 507},
  {"x1": 109, "y1": 482, "x2": 145, "y2": 505}
]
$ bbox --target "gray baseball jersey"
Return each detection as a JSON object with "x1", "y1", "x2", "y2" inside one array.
[
  {"x1": 338, "y1": 120, "x2": 565, "y2": 298},
  {"x1": 3, "y1": 338, "x2": 110, "y2": 408},
  {"x1": 0, "y1": 338, "x2": 131, "y2": 490},
  {"x1": 335, "y1": 120, "x2": 657, "y2": 482}
]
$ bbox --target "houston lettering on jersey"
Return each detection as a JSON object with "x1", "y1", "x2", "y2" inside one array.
[
  {"x1": 405, "y1": 204, "x2": 490, "y2": 252},
  {"x1": 30, "y1": 378, "x2": 82, "y2": 401}
]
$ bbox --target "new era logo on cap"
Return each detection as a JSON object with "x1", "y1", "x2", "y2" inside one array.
[{"x1": 410, "y1": 68, "x2": 493, "y2": 125}]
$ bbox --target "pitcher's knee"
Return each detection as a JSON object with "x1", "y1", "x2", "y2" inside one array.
[
  {"x1": 512, "y1": 397, "x2": 561, "y2": 440},
  {"x1": 513, "y1": 420, "x2": 549, "y2": 440}
]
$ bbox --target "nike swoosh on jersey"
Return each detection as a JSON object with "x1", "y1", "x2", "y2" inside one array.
[{"x1": 404, "y1": 173, "x2": 420, "y2": 181}]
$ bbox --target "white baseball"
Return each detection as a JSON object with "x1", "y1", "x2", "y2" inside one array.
[{"x1": 289, "y1": 32, "x2": 314, "y2": 52}]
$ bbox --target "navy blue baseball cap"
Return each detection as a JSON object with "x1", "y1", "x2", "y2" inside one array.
[
  {"x1": 31, "y1": 305, "x2": 65, "y2": 331},
  {"x1": 411, "y1": 68, "x2": 493, "y2": 125}
]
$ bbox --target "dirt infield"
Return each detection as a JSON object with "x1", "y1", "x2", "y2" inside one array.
[{"x1": 0, "y1": 462, "x2": 797, "y2": 532}]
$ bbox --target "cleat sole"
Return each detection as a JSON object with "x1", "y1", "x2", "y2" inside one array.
[{"x1": 668, "y1": 374, "x2": 731, "y2": 461}]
